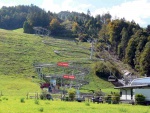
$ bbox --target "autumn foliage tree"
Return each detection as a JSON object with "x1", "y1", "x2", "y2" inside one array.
[
  {"x1": 50, "y1": 18, "x2": 62, "y2": 35},
  {"x1": 72, "y1": 22, "x2": 79, "y2": 33}
]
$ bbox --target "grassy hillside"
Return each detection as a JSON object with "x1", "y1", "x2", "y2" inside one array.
[
  {"x1": 0, "y1": 29, "x2": 89, "y2": 76},
  {"x1": 0, "y1": 29, "x2": 116, "y2": 96},
  {"x1": 0, "y1": 75, "x2": 40, "y2": 96}
]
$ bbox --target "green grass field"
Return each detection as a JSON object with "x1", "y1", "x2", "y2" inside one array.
[
  {"x1": 0, "y1": 97, "x2": 150, "y2": 113},
  {"x1": 0, "y1": 75, "x2": 40, "y2": 96},
  {"x1": 1, "y1": 29, "x2": 147, "y2": 113},
  {"x1": 0, "y1": 28, "x2": 115, "y2": 93}
]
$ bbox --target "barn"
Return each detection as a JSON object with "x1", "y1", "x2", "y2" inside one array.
[{"x1": 115, "y1": 77, "x2": 150, "y2": 104}]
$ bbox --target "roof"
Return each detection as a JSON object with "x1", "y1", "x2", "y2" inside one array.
[
  {"x1": 130, "y1": 77, "x2": 150, "y2": 85},
  {"x1": 114, "y1": 84, "x2": 150, "y2": 89},
  {"x1": 115, "y1": 77, "x2": 150, "y2": 89}
]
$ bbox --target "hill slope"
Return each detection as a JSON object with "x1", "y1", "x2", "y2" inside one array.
[{"x1": 0, "y1": 29, "x2": 116, "y2": 95}]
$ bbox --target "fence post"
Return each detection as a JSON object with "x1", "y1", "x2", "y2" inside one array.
[
  {"x1": 27, "y1": 93, "x2": 28, "y2": 99},
  {"x1": 35, "y1": 93, "x2": 36, "y2": 99},
  {"x1": 37, "y1": 93, "x2": 39, "y2": 99}
]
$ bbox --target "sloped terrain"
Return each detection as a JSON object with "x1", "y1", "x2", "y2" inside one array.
[{"x1": 0, "y1": 29, "x2": 116, "y2": 95}]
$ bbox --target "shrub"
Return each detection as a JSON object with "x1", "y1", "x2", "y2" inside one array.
[
  {"x1": 105, "y1": 93, "x2": 120, "y2": 104},
  {"x1": 94, "y1": 90, "x2": 104, "y2": 96},
  {"x1": 65, "y1": 97, "x2": 69, "y2": 101},
  {"x1": 111, "y1": 93, "x2": 120, "y2": 104},
  {"x1": 85, "y1": 102, "x2": 90, "y2": 106},
  {"x1": 93, "y1": 62, "x2": 109, "y2": 79},
  {"x1": 20, "y1": 98, "x2": 25, "y2": 103},
  {"x1": 68, "y1": 88, "x2": 76, "y2": 101},
  {"x1": 23, "y1": 21, "x2": 34, "y2": 34},
  {"x1": 105, "y1": 95, "x2": 112, "y2": 104},
  {"x1": 35, "y1": 99, "x2": 39, "y2": 105},
  {"x1": 135, "y1": 94, "x2": 145, "y2": 105},
  {"x1": 40, "y1": 90, "x2": 47, "y2": 100},
  {"x1": 39, "y1": 107, "x2": 44, "y2": 112},
  {"x1": 2, "y1": 97, "x2": 8, "y2": 100},
  {"x1": 93, "y1": 61, "x2": 121, "y2": 79}
]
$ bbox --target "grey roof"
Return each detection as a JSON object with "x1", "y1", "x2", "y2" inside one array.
[
  {"x1": 130, "y1": 77, "x2": 150, "y2": 86},
  {"x1": 114, "y1": 84, "x2": 150, "y2": 89},
  {"x1": 115, "y1": 77, "x2": 150, "y2": 89}
]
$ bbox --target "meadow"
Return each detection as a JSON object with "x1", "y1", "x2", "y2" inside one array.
[
  {"x1": 0, "y1": 97, "x2": 150, "y2": 113},
  {"x1": 0, "y1": 28, "x2": 115, "y2": 93}
]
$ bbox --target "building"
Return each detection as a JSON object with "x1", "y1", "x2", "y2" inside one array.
[{"x1": 115, "y1": 77, "x2": 150, "y2": 104}]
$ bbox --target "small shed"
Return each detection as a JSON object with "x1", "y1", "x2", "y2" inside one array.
[{"x1": 115, "y1": 77, "x2": 150, "y2": 104}]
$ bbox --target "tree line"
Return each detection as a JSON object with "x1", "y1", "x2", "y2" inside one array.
[{"x1": 0, "y1": 5, "x2": 110, "y2": 37}]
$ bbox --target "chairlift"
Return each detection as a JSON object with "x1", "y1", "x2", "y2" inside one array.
[
  {"x1": 108, "y1": 76, "x2": 117, "y2": 82},
  {"x1": 54, "y1": 50, "x2": 59, "y2": 54},
  {"x1": 87, "y1": 39, "x2": 91, "y2": 43}
]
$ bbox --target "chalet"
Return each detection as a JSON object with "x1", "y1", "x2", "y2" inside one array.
[{"x1": 115, "y1": 77, "x2": 150, "y2": 104}]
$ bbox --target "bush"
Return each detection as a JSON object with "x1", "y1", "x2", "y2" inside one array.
[
  {"x1": 2, "y1": 97, "x2": 8, "y2": 100},
  {"x1": 105, "y1": 93, "x2": 120, "y2": 104},
  {"x1": 20, "y1": 98, "x2": 25, "y2": 103},
  {"x1": 111, "y1": 93, "x2": 120, "y2": 104},
  {"x1": 23, "y1": 21, "x2": 34, "y2": 34},
  {"x1": 40, "y1": 90, "x2": 47, "y2": 100},
  {"x1": 105, "y1": 95, "x2": 112, "y2": 104},
  {"x1": 94, "y1": 90, "x2": 104, "y2": 97},
  {"x1": 93, "y1": 61, "x2": 121, "y2": 79},
  {"x1": 39, "y1": 107, "x2": 44, "y2": 112},
  {"x1": 65, "y1": 97, "x2": 69, "y2": 101},
  {"x1": 93, "y1": 62, "x2": 109, "y2": 79},
  {"x1": 135, "y1": 94, "x2": 145, "y2": 105},
  {"x1": 35, "y1": 99, "x2": 39, "y2": 105},
  {"x1": 68, "y1": 88, "x2": 76, "y2": 101}
]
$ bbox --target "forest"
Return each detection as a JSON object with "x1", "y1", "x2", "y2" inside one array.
[{"x1": 0, "y1": 4, "x2": 150, "y2": 76}]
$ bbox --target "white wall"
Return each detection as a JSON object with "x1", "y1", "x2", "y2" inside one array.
[
  {"x1": 133, "y1": 88, "x2": 150, "y2": 101},
  {"x1": 120, "y1": 89, "x2": 131, "y2": 100},
  {"x1": 120, "y1": 88, "x2": 150, "y2": 101}
]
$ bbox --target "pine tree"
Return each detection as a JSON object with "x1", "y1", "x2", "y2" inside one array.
[{"x1": 140, "y1": 42, "x2": 150, "y2": 76}]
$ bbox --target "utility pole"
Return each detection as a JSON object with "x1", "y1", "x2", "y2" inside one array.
[{"x1": 90, "y1": 41, "x2": 94, "y2": 59}]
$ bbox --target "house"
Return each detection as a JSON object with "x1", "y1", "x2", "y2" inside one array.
[{"x1": 114, "y1": 77, "x2": 150, "y2": 104}]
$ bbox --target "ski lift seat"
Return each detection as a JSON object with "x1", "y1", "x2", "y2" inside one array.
[
  {"x1": 108, "y1": 76, "x2": 117, "y2": 82},
  {"x1": 54, "y1": 50, "x2": 59, "y2": 54}
]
